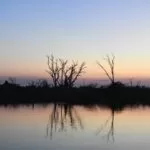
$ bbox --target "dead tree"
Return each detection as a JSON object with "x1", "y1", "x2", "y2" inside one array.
[
  {"x1": 46, "y1": 55, "x2": 60, "y2": 87},
  {"x1": 46, "y1": 54, "x2": 86, "y2": 88},
  {"x1": 97, "y1": 54, "x2": 115, "y2": 85},
  {"x1": 63, "y1": 61, "x2": 86, "y2": 88}
]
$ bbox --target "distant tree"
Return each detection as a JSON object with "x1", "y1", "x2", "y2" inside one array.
[
  {"x1": 36, "y1": 79, "x2": 49, "y2": 88},
  {"x1": 129, "y1": 78, "x2": 133, "y2": 87},
  {"x1": 46, "y1": 54, "x2": 86, "y2": 88},
  {"x1": 97, "y1": 54, "x2": 115, "y2": 85},
  {"x1": 27, "y1": 81, "x2": 37, "y2": 88},
  {"x1": 8, "y1": 77, "x2": 16, "y2": 84}
]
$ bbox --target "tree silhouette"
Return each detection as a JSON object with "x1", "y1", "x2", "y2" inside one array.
[
  {"x1": 97, "y1": 54, "x2": 115, "y2": 85},
  {"x1": 46, "y1": 54, "x2": 86, "y2": 88}
]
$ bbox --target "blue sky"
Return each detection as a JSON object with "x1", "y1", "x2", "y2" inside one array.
[{"x1": 0, "y1": 0, "x2": 150, "y2": 80}]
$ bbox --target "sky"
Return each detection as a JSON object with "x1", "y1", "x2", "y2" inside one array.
[{"x1": 1, "y1": 0, "x2": 150, "y2": 82}]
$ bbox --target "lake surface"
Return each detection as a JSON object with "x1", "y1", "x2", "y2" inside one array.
[{"x1": 0, "y1": 104, "x2": 150, "y2": 150}]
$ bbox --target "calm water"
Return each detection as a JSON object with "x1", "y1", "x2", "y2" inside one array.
[{"x1": 0, "y1": 104, "x2": 150, "y2": 150}]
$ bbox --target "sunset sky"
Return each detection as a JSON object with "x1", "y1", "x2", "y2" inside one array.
[{"x1": 1, "y1": 0, "x2": 150, "y2": 82}]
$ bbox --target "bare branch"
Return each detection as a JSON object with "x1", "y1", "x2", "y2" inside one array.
[
  {"x1": 97, "y1": 54, "x2": 115, "y2": 85},
  {"x1": 97, "y1": 61, "x2": 113, "y2": 82},
  {"x1": 46, "y1": 54, "x2": 86, "y2": 88}
]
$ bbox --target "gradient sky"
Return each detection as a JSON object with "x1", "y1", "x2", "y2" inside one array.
[{"x1": 1, "y1": 0, "x2": 150, "y2": 80}]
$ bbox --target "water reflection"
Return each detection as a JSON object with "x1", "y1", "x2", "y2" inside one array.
[
  {"x1": 46, "y1": 103, "x2": 125, "y2": 142},
  {"x1": 96, "y1": 108, "x2": 115, "y2": 142},
  {"x1": 1, "y1": 102, "x2": 150, "y2": 147},
  {"x1": 46, "y1": 103, "x2": 84, "y2": 139},
  {"x1": 95, "y1": 104, "x2": 125, "y2": 143}
]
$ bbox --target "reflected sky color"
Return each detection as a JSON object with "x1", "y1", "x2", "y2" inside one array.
[
  {"x1": 0, "y1": 105, "x2": 150, "y2": 149},
  {"x1": 0, "y1": 0, "x2": 150, "y2": 79}
]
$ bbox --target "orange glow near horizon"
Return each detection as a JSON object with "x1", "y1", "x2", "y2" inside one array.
[{"x1": 1, "y1": 59, "x2": 150, "y2": 80}]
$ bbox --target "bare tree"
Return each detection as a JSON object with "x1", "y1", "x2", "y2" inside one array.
[
  {"x1": 46, "y1": 54, "x2": 86, "y2": 88},
  {"x1": 46, "y1": 55, "x2": 60, "y2": 87},
  {"x1": 97, "y1": 54, "x2": 115, "y2": 85}
]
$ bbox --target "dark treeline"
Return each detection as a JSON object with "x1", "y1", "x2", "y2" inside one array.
[{"x1": 0, "y1": 79, "x2": 150, "y2": 107}]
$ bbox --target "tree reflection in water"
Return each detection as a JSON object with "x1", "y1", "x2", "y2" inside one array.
[
  {"x1": 46, "y1": 103, "x2": 83, "y2": 139},
  {"x1": 96, "y1": 106, "x2": 117, "y2": 143}
]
